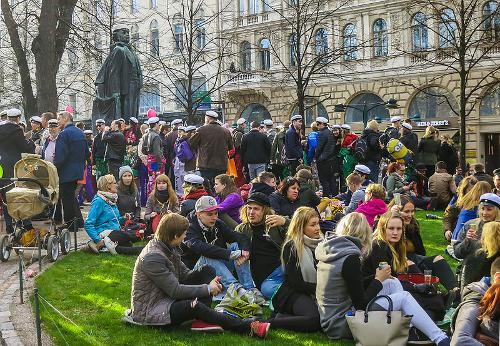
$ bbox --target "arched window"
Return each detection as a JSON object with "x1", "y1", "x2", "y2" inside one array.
[
  {"x1": 260, "y1": 38, "x2": 271, "y2": 70},
  {"x1": 439, "y1": 8, "x2": 456, "y2": 48},
  {"x1": 483, "y1": 1, "x2": 500, "y2": 40},
  {"x1": 173, "y1": 15, "x2": 184, "y2": 52},
  {"x1": 195, "y1": 19, "x2": 206, "y2": 48},
  {"x1": 241, "y1": 103, "x2": 271, "y2": 125},
  {"x1": 130, "y1": 24, "x2": 139, "y2": 50},
  {"x1": 241, "y1": 41, "x2": 252, "y2": 71},
  {"x1": 480, "y1": 83, "x2": 500, "y2": 116},
  {"x1": 408, "y1": 87, "x2": 458, "y2": 119},
  {"x1": 343, "y1": 23, "x2": 357, "y2": 60},
  {"x1": 289, "y1": 33, "x2": 298, "y2": 66},
  {"x1": 373, "y1": 19, "x2": 388, "y2": 57},
  {"x1": 150, "y1": 20, "x2": 159, "y2": 56},
  {"x1": 412, "y1": 12, "x2": 428, "y2": 51},
  {"x1": 345, "y1": 93, "x2": 390, "y2": 123},
  {"x1": 292, "y1": 98, "x2": 328, "y2": 126},
  {"x1": 315, "y1": 28, "x2": 328, "y2": 56}
]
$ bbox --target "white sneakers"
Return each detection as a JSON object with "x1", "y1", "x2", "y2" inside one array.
[{"x1": 103, "y1": 236, "x2": 118, "y2": 255}]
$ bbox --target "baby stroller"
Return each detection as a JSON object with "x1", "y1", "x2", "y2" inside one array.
[{"x1": 0, "y1": 154, "x2": 71, "y2": 262}]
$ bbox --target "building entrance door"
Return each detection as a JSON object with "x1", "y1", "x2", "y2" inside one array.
[{"x1": 484, "y1": 133, "x2": 500, "y2": 174}]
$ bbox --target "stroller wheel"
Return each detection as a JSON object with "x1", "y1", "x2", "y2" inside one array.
[
  {"x1": 46, "y1": 235, "x2": 59, "y2": 262},
  {"x1": 0, "y1": 234, "x2": 12, "y2": 262},
  {"x1": 59, "y1": 229, "x2": 71, "y2": 255}
]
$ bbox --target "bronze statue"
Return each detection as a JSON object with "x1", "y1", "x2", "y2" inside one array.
[{"x1": 92, "y1": 28, "x2": 143, "y2": 125}]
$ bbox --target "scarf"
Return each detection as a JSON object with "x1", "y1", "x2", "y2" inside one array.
[
  {"x1": 185, "y1": 188, "x2": 209, "y2": 200},
  {"x1": 98, "y1": 191, "x2": 118, "y2": 205},
  {"x1": 155, "y1": 189, "x2": 169, "y2": 203},
  {"x1": 300, "y1": 234, "x2": 323, "y2": 284}
]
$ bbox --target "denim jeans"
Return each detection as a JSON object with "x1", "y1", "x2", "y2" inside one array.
[
  {"x1": 194, "y1": 242, "x2": 255, "y2": 291},
  {"x1": 260, "y1": 266, "x2": 284, "y2": 299},
  {"x1": 247, "y1": 163, "x2": 266, "y2": 180}
]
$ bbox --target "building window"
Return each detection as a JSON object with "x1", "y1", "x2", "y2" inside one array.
[
  {"x1": 130, "y1": 0, "x2": 139, "y2": 14},
  {"x1": 195, "y1": 19, "x2": 206, "y2": 49},
  {"x1": 439, "y1": 8, "x2": 456, "y2": 48},
  {"x1": 315, "y1": 28, "x2": 328, "y2": 57},
  {"x1": 139, "y1": 85, "x2": 161, "y2": 114},
  {"x1": 131, "y1": 24, "x2": 140, "y2": 50},
  {"x1": 483, "y1": 1, "x2": 500, "y2": 40},
  {"x1": 95, "y1": 0, "x2": 103, "y2": 21},
  {"x1": 262, "y1": 0, "x2": 270, "y2": 12},
  {"x1": 67, "y1": 44, "x2": 78, "y2": 71},
  {"x1": 112, "y1": 0, "x2": 119, "y2": 17},
  {"x1": 408, "y1": 87, "x2": 458, "y2": 119},
  {"x1": 480, "y1": 83, "x2": 500, "y2": 116},
  {"x1": 292, "y1": 98, "x2": 328, "y2": 126},
  {"x1": 241, "y1": 41, "x2": 252, "y2": 71},
  {"x1": 289, "y1": 33, "x2": 297, "y2": 66},
  {"x1": 412, "y1": 12, "x2": 428, "y2": 51},
  {"x1": 150, "y1": 20, "x2": 160, "y2": 56},
  {"x1": 150, "y1": 0, "x2": 157, "y2": 9},
  {"x1": 241, "y1": 103, "x2": 271, "y2": 125},
  {"x1": 249, "y1": 0, "x2": 260, "y2": 15},
  {"x1": 373, "y1": 18, "x2": 388, "y2": 57},
  {"x1": 174, "y1": 77, "x2": 207, "y2": 108},
  {"x1": 239, "y1": 0, "x2": 245, "y2": 16},
  {"x1": 260, "y1": 38, "x2": 271, "y2": 70},
  {"x1": 94, "y1": 34, "x2": 103, "y2": 63},
  {"x1": 343, "y1": 23, "x2": 357, "y2": 60},
  {"x1": 68, "y1": 94, "x2": 77, "y2": 113},
  {"x1": 345, "y1": 93, "x2": 389, "y2": 123},
  {"x1": 174, "y1": 21, "x2": 184, "y2": 52}
]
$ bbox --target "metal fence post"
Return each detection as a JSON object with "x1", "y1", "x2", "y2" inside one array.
[
  {"x1": 18, "y1": 251, "x2": 23, "y2": 304},
  {"x1": 34, "y1": 288, "x2": 42, "y2": 346}
]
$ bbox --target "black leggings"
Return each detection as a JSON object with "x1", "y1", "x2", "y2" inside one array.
[
  {"x1": 270, "y1": 294, "x2": 321, "y2": 332},
  {"x1": 107, "y1": 231, "x2": 143, "y2": 255},
  {"x1": 169, "y1": 266, "x2": 251, "y2": 334}
]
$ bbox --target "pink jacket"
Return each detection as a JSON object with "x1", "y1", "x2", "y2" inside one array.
[{"x1": 355, "y1": 199, "x2": 387, "y2": 228}]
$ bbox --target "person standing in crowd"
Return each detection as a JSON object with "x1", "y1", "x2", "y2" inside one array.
[
  {"x1": 26, "y1": 116, "x2": 44, "y2": 152},
  {"x1": 124, "y1": 117, "x2": 141, "y2": 145},
  {"x1": 493, "y1": 168, "x2": 500, "y2": 196},
  {"x1": 41, "y1": 119, "x2": 60, "y2": 164},
  {"x1": 38, "y1": 112, "x2": 56, "y2": 153},
  {"x1": 438, "y1": 135, "x2": 459, "y2": 175},
  {"x1": 232, "y1": 118, "x2": 246, "y2": 186},
  {"x1": 240, "y1": 121, "x2": 271, "y2": 180},
  {"x1": 285, "y1": 115, "x2": 304, "y2": 175},
  {"x1": 270, "y1": 122, "x2": 289, "y2": 180},
  {"x1": 0, "y1": 109, "x2": 34, "y2": 234},
  {"x1": 357, "y1": 120, "x2": 383, "y2": 184},
  {"x1": 429, "y1": 161, "x2": 457, "y2": 210},
  {"x1": 78, "y1": 130, "x2": 95, "y2": 205},
  {"x1": 102, "y1": 120, "x2": 126, "y2": 181},
  {"x1": 136, "y1": 123, "x2": 149, "y2": 206},
  {"x1": 264, "y1": 119, "x2": 275, "y2": 145},
  {"x1": 173, "y1": 125, "x2": 197, "y2": 197},
  {"x1": 314, "y1": 117, "x2": 337, "y2": 196},
  {"x1": 380, "y1": 116, "x2": 402, "y2": 147},
  {"x1": 189, "y1": 111, "x2": 233, "y2": 188},
  {"x1": 400, "y1": 122, "x2": 418, "y2": 157},
  {"x1": 143, "y1": 117, "x2": 165, "y2": 194},
  {"x1": 306, "y1": 121, "x2": 319, "y2": 166},
  {"x1": 92, "y1": 119, "x2": 108, "y2": 181},
  {"x1": 54, "y1": 111, "x2": 86, "y2": 229},
  {"x1": 339, "y1": 124, "x2": 358, "y2": 181},
  {"x1": 471, "y1": 163, "x2": 495, "y2": 189},
  {"x1": 417, "y1": 126, "x2": 441, "y2": 178},
  {"x1": 164, "y1": 119, "x2": 182, "y2": 178}
]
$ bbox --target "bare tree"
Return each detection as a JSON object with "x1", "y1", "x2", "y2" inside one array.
[
  {"x1": 1, "y1": 0, "x2": 77, "y2": 115},
  {"x1": 400, "y1": 0, "x2": 500, "y2": 170}
]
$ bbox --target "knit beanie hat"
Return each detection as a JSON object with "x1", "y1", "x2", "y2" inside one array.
[{"x1": 119, "y1": 165, "x2": 133, "y2": 180}]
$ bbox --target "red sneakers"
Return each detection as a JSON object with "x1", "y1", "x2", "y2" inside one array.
[
  {"x1": 190, "y1": 320, "x2": 223, "y2": 333},
  {"x1": 250, "y1": 321, "x2": 270, "y2": 338}
]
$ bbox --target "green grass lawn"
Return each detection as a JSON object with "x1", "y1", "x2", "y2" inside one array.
[{"x1": 35, "y1": 211, "x2": 457, "y2": 346}]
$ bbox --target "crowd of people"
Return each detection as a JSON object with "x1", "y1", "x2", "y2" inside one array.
[{"x1": 1, "y1": 107, "x2": 499, "y2": 344}]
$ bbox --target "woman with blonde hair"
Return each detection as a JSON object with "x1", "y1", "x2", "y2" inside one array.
[
  {"x1": 145, "y1": 174, "x2": 179, "y2": 232},
  {"x1": 355, "y1": 183, "x2": 387, "y2": 227},
  {"x1": 417, "y1": 126, "x2": 441, "y2": 178},
  {"x1": 269, "y1": 207, "x2": 322, "y2": 332},
  {"x1": 317, "y1": 212, "x2": 451, "y2": 345}
]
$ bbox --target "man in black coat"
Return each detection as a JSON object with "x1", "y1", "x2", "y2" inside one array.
[
  {"x1": 241, "y1": 121, "x2": 271, "y2": 180},
  {"x1": 102, "y1": 120, "x2": 126, "y2": 181},
  {"x1": 358, "y1": 120, "x2": 383, "y2": 183},
  {"x1": 314, "y1": 117, "x2": 338, "y2": 196},
  {"x1": 182, "y1": 196, "x2": 258, "y2": 296},
  {"x1": 400, "y1": 122, "x2": 418, "y2": 155},
  {"x1": 284, "y1": 114, "x2": 304, "y2": 175}
]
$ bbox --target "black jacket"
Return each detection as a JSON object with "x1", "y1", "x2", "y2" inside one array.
[
  {"x1": 438, "y1": 142, "x2": 458, "y2": 174},
  {"x1": 103, "y1": 130, "x2": 126, "y2": 161},
  {"x1": 315, "y1": 127, "x2": 337, "y2": 163},
  {"x1": 405, "y1": 219, "x2": 426, "y2": 256},
  {"x1": 92, "y1": 132, "x2": 106, "y2": 161},
  {"x1": 400, "y1": 131, "x2": 418, "y2": 155},
  {"x1": 299, "y1": 183, "x2": 321, "y2": 209},
  {"x1": 250, "y1": 182, "x2": 275, "y2": 196},
  {"x1": 0, "y1": 122, "x2": 32, "y2": 184},
  {"x1": 181, "y1": 211, "x2": 251, "y2": 268},
  {"x1": 117, "y1": 188, "x2": 141, "y2": 219},
  {"x1": 284, "y1": 126, "x2": 302, "y2": 160},
  {"x1": 473, "y1": 172, "x2": 494, "y2": 189},
  {"x1": 360, "y1": 129, "x2": 382, "y2": 163},
  {"x1": 269, "y1": 191, "x2": 301, "y2": 217},
  {"x1": 240, "y1": 129, "x2": 271, "y2": 164}
]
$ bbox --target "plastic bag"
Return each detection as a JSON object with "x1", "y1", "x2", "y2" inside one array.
[{"x1": 215, "y1": 284, "x2": 263, "y2": 318}]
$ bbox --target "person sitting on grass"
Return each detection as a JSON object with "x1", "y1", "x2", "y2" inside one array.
[
  {"x1": 144, "y1": 174, "x2": 179, "y2": 232},
  {"x1": 117, "y1": 165, "x2": 141, "y2": 220},
  {"x1": 182, "y1": 196, "x2": 263, "y2": 300},
  {"x1": 269, "y1": 207, "x2": 322, "y2": 333},
  {"x1": 250, "y1": 171, "x2": 277, "y2": 196},
  {"x1": 451, "y1": 257, "x2": 500, "y2": 346},
  {"x1": 354, "y1": 183, "x2": 387, "y2": 227},
  {"x1": 84, "y1": 174, "x2": 143, "y2": 255},
  {"x1": 343, "y1": 173, "x2": 366, "y2": 214},
  {"x1": 235, "y1": 192, "x2": 288, "y2": 300},
  {"x1": 214, "y1": 174, "x2": 244, "y2": 227},
  {"x1": 316, "y1": 212, "x2": 451, "y2": 345},
  {"x1": 269, "y1": 177, "x2": 301, "y2": 217},
  {"x1": 443, "y1": 176, "x2": 477, "y2": 241},
  {"x1": 295, "y1": 169, "x2": 321, "y2": 209},
  {"x1": 129, "y1": 212, "x2": 270, "y2": 337},
  {"x1": 179, "y1": 173, "x2": 208, "y2": 217}
]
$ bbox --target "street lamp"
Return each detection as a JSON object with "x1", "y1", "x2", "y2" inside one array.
[{"x1": 334, "y1": 98, "x2": 400, "y2": 128}]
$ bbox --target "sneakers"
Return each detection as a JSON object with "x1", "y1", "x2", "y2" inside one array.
[
  {"x1": 103, "y1": 237, "x2": 118, "y2": 255},
  {"x1": 190, "y1": 320, "x2": 223, "y2": 333},
  {"x1": 407, "y1": 327, "x2": 433, "y2": 345},
  {"x1": 87, "y1": 241, "x2": 99, "y2": 254},
  {"x1": 250, "y1": 321, "x2": 270, "y2": 338}
]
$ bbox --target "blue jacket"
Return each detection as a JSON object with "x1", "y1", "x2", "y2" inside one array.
[
  {"x1": 284, "y1": 126, "x2": 303, "y2": 160},
  {"x1": 452, "y1": 207, "x2": 478, "y2": 240},
  {"x1": 54, "y1": 123, "x2": 87, "y2": 183},
  {"x1": 306, "y1": 131, "x2": 318, "y2": 164},
  {"x1": 84, "y1": 195, "x2": 124, "y2": 242}
]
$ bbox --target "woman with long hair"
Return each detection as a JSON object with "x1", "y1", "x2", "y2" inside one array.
[
  {"x1": 452, "y1": 181, "x2": 492, "y2": 240},
  {"x1": 417, "y1": 126, "x2": 441, "y2": 178},
  {"x1": 317, "y1": 212, "x2": 451, "y2": 345},
  {"x1": 269, "y1": 207, "x2": 322, "y2": 332},
  {"x1": 438, "y1": 135, "x2": 459, "y2": 175},
  {"x1": 117, "y1": 166, "x2": 141, "y2": 220},
  {"x1": 144, "y1": 174, "x2": 179, "y2": 232},
  {"x1": 269, "y1": 177, "x2": 301, "y2": 217},
  {"x1": 214, "y1": 174, "x2": 244, "y2": 225}
]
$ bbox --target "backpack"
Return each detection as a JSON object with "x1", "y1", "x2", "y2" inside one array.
[
  {"x1": 141, "y1": 134, "x2": 151, "y2": 155},
  {"x1": 354, "y1": 136, "x2": 368, "y2": 162}
]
